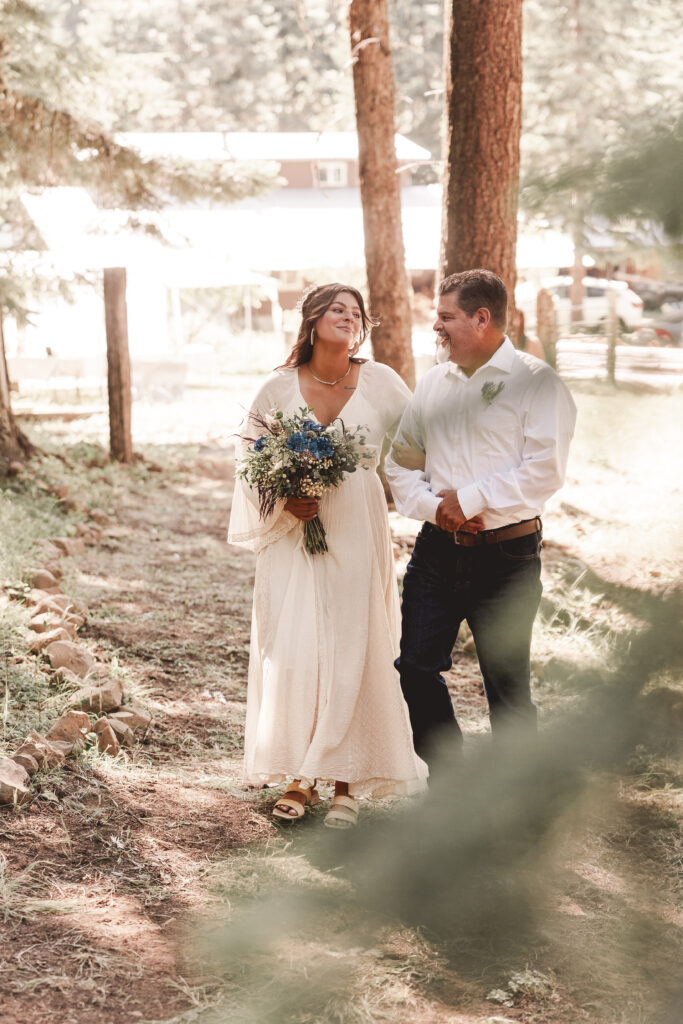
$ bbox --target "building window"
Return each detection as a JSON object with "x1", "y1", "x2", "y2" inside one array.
[{"x1": 316, "y1": 162, "x2": 348, "y2": 188}]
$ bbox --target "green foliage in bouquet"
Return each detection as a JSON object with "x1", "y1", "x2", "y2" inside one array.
[{"x1": 238, "y1": 406, "x2": 374, "y2": 553}]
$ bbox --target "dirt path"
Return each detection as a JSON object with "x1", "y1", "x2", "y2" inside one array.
[
  {"x1": 1, "y1": 444, "x2": 680, "y2": 1024},
  {"x1": 1, "y1": 449, "x2": 275, "y2": 1023}
]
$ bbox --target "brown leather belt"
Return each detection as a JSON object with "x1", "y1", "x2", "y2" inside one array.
[{"x1": 452, "y1": 517, "x2": 542, "y2": 547}]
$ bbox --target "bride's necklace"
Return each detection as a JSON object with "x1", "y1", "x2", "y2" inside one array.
[{"x1": 307, "y1": 362, "x2": 352, "y2": 387}]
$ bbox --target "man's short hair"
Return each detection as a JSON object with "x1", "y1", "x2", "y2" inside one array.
[{"x1": 439, "y1": 270, "x2": 508, "y2": 331}]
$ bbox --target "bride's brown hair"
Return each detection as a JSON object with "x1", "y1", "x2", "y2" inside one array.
[{"x1": 281, "y1": 283, "x2": 378, "y2": 368}]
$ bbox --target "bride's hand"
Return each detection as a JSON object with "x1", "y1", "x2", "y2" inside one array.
[{"x1": 284, "y1": 497, "x2": 320, "y2": 521}]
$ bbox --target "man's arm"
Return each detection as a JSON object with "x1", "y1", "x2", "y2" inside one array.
[
  {"x1": 457, "y1": 372, "x2": 577, "y2": 521},
  {"x1": 385, "y1": 390, "x2": 443, "y2": 524}
]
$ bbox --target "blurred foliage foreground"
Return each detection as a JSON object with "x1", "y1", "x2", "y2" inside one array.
[{"x1": 195, "y1": 589, "x2": 682, "y2": 1023}]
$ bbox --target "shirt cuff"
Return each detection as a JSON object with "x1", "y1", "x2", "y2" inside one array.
[
  {"x1": 418, "y1": 492, "x2": 442, "y2": 525},
  {"x1": 457, "y1": 483, "x2": 486, "y2": 520}
]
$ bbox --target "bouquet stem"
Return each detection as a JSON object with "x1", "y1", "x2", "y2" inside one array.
[{"x1": 303, "y1": 515, "x2": 328, "y2": 554}]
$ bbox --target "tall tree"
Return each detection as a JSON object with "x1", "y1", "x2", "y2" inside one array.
[
  {"x1": 521, "y1": 0, "x2": 683, "y2": 259},
  {"x1": 0, "y1": 313, "x2": 32, "y2": 462},
  {"x1": 440, "y1": 0, "x2": 523, "y2": 310},
  {"x1": 348, "y1": 0, "x2": 414, "y2": 387},
  {"x1": 0, "y1": 0, "x2": 277, "y2": 462}
]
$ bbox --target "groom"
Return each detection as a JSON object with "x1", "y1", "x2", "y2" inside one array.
[{"x1": 385, "y1": 269, "x2": 576, "y2": 764}]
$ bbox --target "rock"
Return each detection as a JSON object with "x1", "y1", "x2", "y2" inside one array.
[
  {"x1": 29, "y1": 606, "x2": 82, "y2": 638},
  {"x1": 51, "y1": 666, "x2": 84, "y2": 687},
  {"x1": 28, "y1": 613, "x2": 63, "y2": 633},
  {"x1": 85, "y1": 663, "x2": 112, "y2": 682},
  {"x1": 93, "y1": 720, "x2": 120, "y2": 755},
  {"x1": 30, "y1": 627, "x2": 72, "y2": 653},
  {"x1": 48, "y1": 537, "x2": 86, "y2": 557},
  {"x1": 46, "y1": 710, "x2": 91, "y2": 747},
  {"x1": 109, "y1": 706, "x2": 152, "y2": 733},
  {"x1": 25, "y1": 588, "x2": 51, "y2": 606},
  {"x1": 28, "y1": 568, "x2": 58, "y2": 590},
  {"x1": 89, "y1": 508, "x2": 113, "y2": 526},
  {"x1": 75, "y1": 521, "x2": 102, "y2": 545},
  {"x1": 0, "y1": 758, "x2": 31, "y2": 805},
  {"x1": 44, "y1": 561, "x2": 63, "y2": 580},
  {"x1": 48, "y1": 739, "x2": 75, "y2": 756},
  {"x1": 11, "y1": 752, "x2": 40, "y2": 776},
  {"x1": 67, "y1": 677, "x2": 124, "y2": 713},
  {"x1": 55, "y1": 484, "x2": 71, "y2": 501},
  {"x1": 31, "y1": 596, "x2": 66, "y2": 617},
  {"x1": 35, "y1": 539, "x2": 63, "y2": 562},
  {"x1": 45, "y1": 640, "x2": 96, "y2": 677},
  {"x1": 7, "y1": 461, "x2": 25, "y2": 478},
  {"x1": 61, "y1": 614, "x2": 85, "y2": 635},
  {"x1": 35, "y1": 593, "x2": 88, "y2": 620},
  {"x1": 106, "y1": 717, "x2": 135, "y2": 747},
  {"x1": 15, "y1": 731, "x2": 66, "y2": 769}
]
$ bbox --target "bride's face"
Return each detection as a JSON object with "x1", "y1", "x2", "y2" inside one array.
[{"x1": 314, "y1": 291, "x2": 362, "y2": 349}]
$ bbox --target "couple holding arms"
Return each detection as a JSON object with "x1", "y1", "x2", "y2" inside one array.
[{"x1": 228, "y1": 270, "x2": 576, "y2": 829}]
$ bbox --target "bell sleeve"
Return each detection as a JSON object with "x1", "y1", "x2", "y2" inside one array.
[{"x1": 227, "y1": 376, "x2": 299, "y2": 554}]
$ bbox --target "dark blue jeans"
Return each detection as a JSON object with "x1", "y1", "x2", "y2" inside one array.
[{"x1": 397, "y1": 521, "x2": 543, "y2": 763}]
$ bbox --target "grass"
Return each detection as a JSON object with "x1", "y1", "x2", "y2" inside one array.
[{"x1": 0, "y1": 384, "x2": 680, "y2": 1024}]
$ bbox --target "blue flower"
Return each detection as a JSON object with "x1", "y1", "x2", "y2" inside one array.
[
  {"x1": 302, "y1": 419, "x2": 322, "y2": 433},
  {"x1": 316, "y1": 437, "x2": 334, "y2": 458},
  {"x1": 286, "y1": 432, "x2": 307, "y2": 452},
  {"x1": 253, "y1": 436, "x2": 266, "y2": 451}
]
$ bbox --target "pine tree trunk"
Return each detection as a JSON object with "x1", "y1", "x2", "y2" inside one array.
[
  {"x1": 441, "y1": 0, "x2": 523, "y2": 317},
  {"x1": 0, "y1": 310, "x2": 34, "y2": 463},
  {"x1": 104, "y1": 268, "x2": 133, "y2": 463},
  {"x1": 348, "y1": 0, "x2": 415, "y2": 388}
]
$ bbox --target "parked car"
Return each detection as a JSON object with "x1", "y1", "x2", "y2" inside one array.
[
  {"x1": 630, "y1": 301, "x2": 683, "y2": 347},
  {"x1": 627, "y1": 278, "x2": 683, "y2": 312},
  {"x1": 515, "y1": 276, "x2": 644, "y2": 333}
]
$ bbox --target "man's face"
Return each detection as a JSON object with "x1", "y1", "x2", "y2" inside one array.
[{"x1": 433, "y1": 291, "x2": 485, "y2": 374}]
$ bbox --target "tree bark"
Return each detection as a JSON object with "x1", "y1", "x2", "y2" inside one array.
[
  {"x1": 348, "y1": 0, "x2": 415, "y2": 388},
  {"x1": 441, "y1": 0, "x2": 523, "y2": 317},
  {"x1": 0, "y1": 310, "x2": 34, "y2": 463},
  {"x1": 104, "y1": 268, "x2": 133, "y2": 463}
]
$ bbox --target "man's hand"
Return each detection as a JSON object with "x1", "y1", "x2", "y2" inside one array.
[
  {"x1": 435, "y1": 490, "x2": 485, "y2": 533},
  {"x1": 284, "y1": 497, "x2": 319, "y2": 521}
]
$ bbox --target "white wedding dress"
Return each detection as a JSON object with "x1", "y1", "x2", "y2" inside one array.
[{"x1": 228, "y1": 361, "x2": 428, "y2": 797}]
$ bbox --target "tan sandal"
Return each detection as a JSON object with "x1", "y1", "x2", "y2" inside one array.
[
  {"x1": 324, "y1": 794, "x2": 359, "y2": 829},
  {"x1": 272, "y1": 782, "x2": 319, "y2": 821}
]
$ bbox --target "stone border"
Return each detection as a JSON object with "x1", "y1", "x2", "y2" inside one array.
[{"x1": 1, "y1": 506, "x2": 152, "y2": 808}]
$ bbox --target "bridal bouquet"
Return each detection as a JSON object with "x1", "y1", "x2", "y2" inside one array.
[{"x1": 238, "y1": 405, "x2": 373, "y2": 554}]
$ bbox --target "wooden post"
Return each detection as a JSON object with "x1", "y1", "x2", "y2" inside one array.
[
  {"x1": 103, "y1": 268, "x2": 133, "y2": 462},
  {"x1": 537, "y1": 289, "x2": 558, "y2": 370},
  {"x1": 606, "y1": 288, "x2": 618, "y2": 385}
]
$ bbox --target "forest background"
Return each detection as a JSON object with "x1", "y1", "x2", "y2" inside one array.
[{"x1": 0, "y1": 3, "x2": 682, "y2": 1024}]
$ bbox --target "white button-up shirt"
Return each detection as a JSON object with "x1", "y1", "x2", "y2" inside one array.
[{"x1": 384, "y1": 338, "x2": 577, "y2": 530}]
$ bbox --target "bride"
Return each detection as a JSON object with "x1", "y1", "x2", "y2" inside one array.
[{"x1": 228, "y1": 283, "x2": 427, "y2": 828}]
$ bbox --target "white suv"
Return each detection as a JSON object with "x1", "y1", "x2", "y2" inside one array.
[{"x1": 515, "y1": 276, "x2": 644, "y2": 333}]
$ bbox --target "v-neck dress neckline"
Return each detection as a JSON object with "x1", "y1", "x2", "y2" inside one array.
[{"x1": 295, "y1": 363, "x2": 363, "y2": 427}]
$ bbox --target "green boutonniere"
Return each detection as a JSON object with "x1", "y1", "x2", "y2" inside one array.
[{"x1": 481, "y1": 381, "x2": 505, "y2": 406}]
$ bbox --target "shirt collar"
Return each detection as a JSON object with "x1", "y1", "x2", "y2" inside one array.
[{"x1": 446, "y1": 336, "x2": 515, "y2": 379}]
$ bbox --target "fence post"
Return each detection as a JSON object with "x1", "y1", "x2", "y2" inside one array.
[
  {"x1": 537, "y1": 289, "x2": 558, "y2": 369},
  {"x1": 606, "y1": 289, "x2": 618, "y2": 385},
  {"x1": 103, "y1": 268, "x2": 133, "y2": 462}
]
